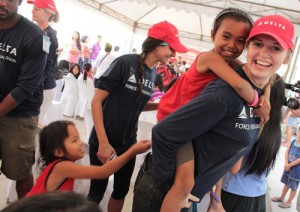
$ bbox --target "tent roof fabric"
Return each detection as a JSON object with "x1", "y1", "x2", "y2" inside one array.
[{"x1": 77, "y1": 0, "x2": 300, "y2": 43}]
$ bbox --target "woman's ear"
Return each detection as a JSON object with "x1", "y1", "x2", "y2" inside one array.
[
  {"x1": 211, "y1": 29, "x2": 215, "y2": 42},
  {"x1": 54, "y1": 148, "x2": 64, "y2": 157},
  {"x1": 283, "y1": 54, "x2": 291, "y2": 65}
]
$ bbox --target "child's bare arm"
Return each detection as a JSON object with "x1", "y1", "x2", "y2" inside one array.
[
  {"x1": 56, "y1": 140, "x2": 151, "y2": 180},
  {"x1": 200, "y1": 51, "x2": 257, "y2": 105}
]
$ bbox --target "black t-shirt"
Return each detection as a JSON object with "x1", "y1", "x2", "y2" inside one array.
[
  {"x1": 44, "y1": 26, "x2": 58, "y2": 89},
  {"x1": 89, "y1": 54, "x2": 157, "y2": 152},
  {"x1": 0, "y1": 16, "x2": 47, "y2": 116},
  {"x1": 152, "y1": 67, "x2": 262, "y2": 199}
]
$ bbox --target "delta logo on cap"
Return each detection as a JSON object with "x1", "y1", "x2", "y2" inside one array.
[
  {"x1": 147, "y1": 21, "x2": 188, "y2": 53},
  {"x1": 247, "y1": 15, "x2": 294, "y2": 50},
  {"x1": 27, "y1": 0, "x2": 57, "y2": 13}
]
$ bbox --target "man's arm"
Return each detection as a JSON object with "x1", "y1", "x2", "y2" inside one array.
[{"x1": 0, "y1": 95, "x2": 18, "y2": 117}]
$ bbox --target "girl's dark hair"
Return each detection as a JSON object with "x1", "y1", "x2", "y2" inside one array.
[
  {"x1": 82, "y1": 62, "x2": 92, "y2": 82},
  {"x1": 165, "y1": 78, "x2": 178, "y2": 92},
  {"x1": 1, "y1": 191, "x2": 101, "y2": 212},
  {"x1": 73, "y1": 31, "x2": 81, "y2": 51},
  {"x1": 38, "y1": 121, "x2": 75, "y2": 170},
  {"x1": 155, "y1": 74, "x2": 164, "y2": 92},
  {"x1": 81, "y1": 35, "x2": 88, "y2": 43},
  {"x1": 244, "y1": 74, "x2": 286, "y2": 175},
  {"x1": 57, "y1": 59, "x2": 70, "y2": 70},
  {"x1": 70, "y1": 63, "x2": 81, "y2": 79},
  {"x1": 137, "y1": 37, "x2": 164, "y2": 99},
  {"x1": 212, "y1": 7, "x2": 254, "y2": 38}
]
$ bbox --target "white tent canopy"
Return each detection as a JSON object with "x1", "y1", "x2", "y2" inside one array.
[
  {"x1": 75, "y1": 0, "x2": 300, "y2": 82},
  {"x1": 77, "y1": 0, "x2": 300, "y2": 47}
]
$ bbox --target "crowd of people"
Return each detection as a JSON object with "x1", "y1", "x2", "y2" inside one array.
[{"x1": 1, "y1": 0, "x2": 300, "y2": 212}]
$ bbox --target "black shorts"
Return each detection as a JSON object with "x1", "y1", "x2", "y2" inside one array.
[
  {"x1": 87, "y1": 143, "x2": 136, "y2": 203},
  {"x1": 221, "y1": 190, "x2": 266, "y2": 212}
]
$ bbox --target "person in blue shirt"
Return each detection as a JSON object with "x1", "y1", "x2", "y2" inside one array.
[{"x1": 221, "y1": 75, "x2": 286, "y2": 212}]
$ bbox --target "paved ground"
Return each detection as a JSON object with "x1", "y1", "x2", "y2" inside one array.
[{"x1": 0, "y1": 116, "x2": 298, "y2": 211}]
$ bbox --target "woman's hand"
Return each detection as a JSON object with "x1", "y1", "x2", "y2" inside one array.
[{"x1": 97, "y1": 143, "x2": 116, "y2": 164}]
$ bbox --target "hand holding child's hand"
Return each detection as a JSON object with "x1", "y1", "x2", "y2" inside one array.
[
  {"x1": 182, "y1": 193, "x2": 200, "y2": 209},
  {"x1": 132, "y1": 140, "x2": 151, "y2": 154},
  {"x1": 97, "y1": 144, "x2": 116, "y2": 164},
  {"x1": 253, "y1": 95, "x2": 271, "y2": 125}
]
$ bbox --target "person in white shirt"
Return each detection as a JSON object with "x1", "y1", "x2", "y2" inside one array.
[{"x1": 93, "y1": 43, "x2": 116, "y2": 86}]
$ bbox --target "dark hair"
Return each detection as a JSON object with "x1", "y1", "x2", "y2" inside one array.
[
  {"x1": 137, "y1": 37, "x2": 165, "y2": 100},
  {"x1": 70, "y1": 63, "x2": 81, "y2": 79},
  {"x1": 81, "y1": 35, "x2": 89, "y2": 43},
  {"x1": 155, "y1": 74, "x2": 164, "y2": 92},
  {"x1": 1, "y1": 191, "x2": 101, "y2": 212},
  {"x1": 211, "y1": 7, "x2": 254, "y2": 38},
  {"x1": 82, "y1": 62, "x2": 92, "y2": 82},
  {"x1": 165, "y1": 78, "x2": 178, "y2": 92},
  {"x1": 244, "y1": 74, "x2": 285, "y2": 175},
  {"x1": 56, "y1": 60, "x2": 70, "y2": 79},
  {"x1": 73, "y1": 31, "x2": 81, "y2": 51},
  {"x1": 114, "y1": 46, "x2": 120, "y2": 51},
  {"x1": 57, "y1": 60, "x2": 70, "y2": 70},
  {"x1": 38, "y1": 121, "x2": 75, "y2": 170}
]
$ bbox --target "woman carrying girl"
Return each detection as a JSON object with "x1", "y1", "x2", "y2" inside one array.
[
  {"x1": 26, "y1": 120, "x2": 150, "y2": 196},
  {"x1": 133, "y1": 14, "x2": 294, "y2": 211},
  {"x1": 157, "y1": 8, "x2": 270, "y2": 211},
  {"x1": 87, "y1": 21, "x2": 188, "y2": 212}
]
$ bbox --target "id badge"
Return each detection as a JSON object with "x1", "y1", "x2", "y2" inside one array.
[{"x1": 43, "y1": 35, "x2": 51, "y2": 53}]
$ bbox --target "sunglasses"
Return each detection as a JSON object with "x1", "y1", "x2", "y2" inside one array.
[{"x1": 160, "y1": 42, "x2": 175, "y2": 52}]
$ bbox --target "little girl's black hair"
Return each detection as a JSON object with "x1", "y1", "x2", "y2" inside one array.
[{"x1": 38, "y1": 121, "x2": 75, "y2": 170}]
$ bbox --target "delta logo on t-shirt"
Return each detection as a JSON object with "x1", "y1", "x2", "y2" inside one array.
[
  {"x1": 128, "y1": 74, "x2": 137, "y2": 83},
  {"x1": 235, "y1": 106, "x2": 260, "y2": 130}
]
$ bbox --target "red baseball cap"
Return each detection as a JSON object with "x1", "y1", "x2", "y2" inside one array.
[
  {"x1": 27, "y1": 0, "x2": 57, "y2": 13},
  {"x1": 246, "y1": 15, "x2": 294, "y2": 50},
  {"x1": 148, "y1": 21, "x2": 188, "y2": 53}
]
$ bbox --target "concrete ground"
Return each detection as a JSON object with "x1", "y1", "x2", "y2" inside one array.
[{"x1": 0, "y1": 116, "x2": 298, "y2": 211}]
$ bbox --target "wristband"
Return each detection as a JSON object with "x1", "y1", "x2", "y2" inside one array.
[{"x1": 247, "y1": 89, "x2": 259, "y2": 107}]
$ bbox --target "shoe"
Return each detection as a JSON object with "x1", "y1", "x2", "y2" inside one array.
[
  {"x1": 278, "y1": 202, "x2": 291, "y2": 208},
  {"x1": 271, "y1": 197, "x2": 283, "y2": 202}
]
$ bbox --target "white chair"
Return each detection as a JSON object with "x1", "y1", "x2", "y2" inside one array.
[
  {"x1": 75, "y1": 78, "x2": 94, "y2": 119},
  {"x1": 43, "y1": 101, "x2": 64, "y2": 125},
  {"x1": 60, "y1": 74, "x2": 79, "y2": 117}
]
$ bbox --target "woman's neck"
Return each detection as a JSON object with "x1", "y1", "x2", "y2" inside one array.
[
  {"x1": 243, "y1": 65, "x2": 269, "y2": 89},
  {"x1": 38, "y1": 22, "x2": 49, "y2": 31},
  {"x1": 144, "y1": 53, "x2": 157, "y2": 69}
]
